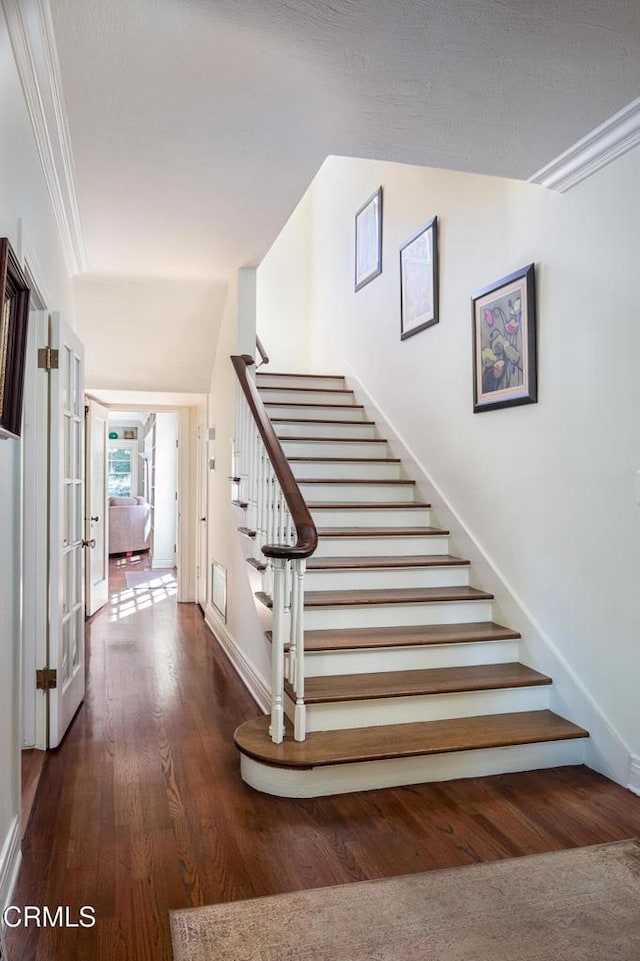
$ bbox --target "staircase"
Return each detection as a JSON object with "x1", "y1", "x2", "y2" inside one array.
[{"x1": 233, "y1": 370, "x2": 588, "y2": 797}]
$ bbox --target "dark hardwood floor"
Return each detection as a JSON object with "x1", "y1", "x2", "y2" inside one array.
[{"x1": 7, "y1": 555, "x2": 640, "y2": 960}]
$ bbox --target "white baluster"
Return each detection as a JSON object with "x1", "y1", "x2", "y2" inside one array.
[
  {"x1": 255, "y1": 441, "x2": 266, "y2": 561},
  {"x1": 292, "y1": 558, "x2": 306, "y2": 742},
  {"x1": 264, "y1": 463, "x2": 275, "y2": 597},
  {"x1": 247, "y1": 424, "x2": 258, "y2": 530},
  {"x1": 269, "y1": 557, "x2": 287, "y2": 744},
  {"x1": 241, "y1": 398, "x2": 251, "y2": 505}
]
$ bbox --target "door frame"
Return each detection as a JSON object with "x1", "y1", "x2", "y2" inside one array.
[
  {"x1": 195, "y1": 400, "x2": 209, "y2": 610},
  {"x1": 20, "y1": 256, "x2": 50, "y2": 752},
  {"x1": 94, "y1": 402, "x2": 199, "y2": 602}
]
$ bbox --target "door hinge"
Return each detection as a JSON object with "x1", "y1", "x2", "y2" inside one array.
[
  {"x1": 37, "y1": 347, "x2": 59, "y2": 371},
  {"x1": 36, "y1": 667, "x2": 57, "y2": 691}
]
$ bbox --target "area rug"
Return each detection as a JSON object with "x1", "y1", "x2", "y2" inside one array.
[
  {"x1": 125, "y1": 569, "x2": 176, "y2": 590},
  {"x1": 171, "y1": 839, "x2": 640, "y2": 960}
]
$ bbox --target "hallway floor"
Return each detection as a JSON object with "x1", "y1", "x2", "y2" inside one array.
[{"x1": 7, "y1": 557, "x2": 640, "y2": 960}]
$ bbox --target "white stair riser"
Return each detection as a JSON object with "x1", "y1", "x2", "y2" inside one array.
[
  {"x1": 304, "y1": 639, "x2": 521, "y2": 677},
  {"x1": 293, "y1": 460, "x2": 402, "y2": 481},
  {"x1": 305, "y1": 565, "x2": 470, "y2": 591},
  {"x1": 314, "y1": 505, "x2": 431, "y2": 524},
  {"x1": 282, "y1": 440, "x2": 388, "y2": 459},
  {"x1": 264, "y1": 404, "x2": 366, "y2": 422},
  {"x1": 314, "y1": 534, "x2": 449, "y2": 556},
  {"x1": 275, "y1": 422, "x2": 377, "y2": 439},
  {"x1": 289, "y1": 686, "x2": 551, "y2": 733},
  {"x1": 305, "y1": 485, "x2": 416, "y2": 505},
  {"x1": 304, "y1": 599, "x2": 494, "y2": 631},
  {"x1": 241, "y1": 738, "x2": 587, "y2": 798},
  {"x1": 257, "y1": 375, "x2": 345, "y2": 390},
  {"x1": 259, "y1": 388, "x2": 355, "y2": 405}
]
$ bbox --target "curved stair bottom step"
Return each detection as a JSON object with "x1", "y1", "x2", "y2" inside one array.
[{"x1": 240, "y1": 739, "x2": 588, "y2": 798}]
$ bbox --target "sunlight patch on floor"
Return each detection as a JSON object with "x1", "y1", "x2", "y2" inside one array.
[{"x1": 108, "y1": 583, "x2": 178, "y2": 621}]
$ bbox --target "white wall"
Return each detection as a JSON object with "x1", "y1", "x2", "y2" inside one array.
[
  {"x1": 204, "y1": 273, "x2": 271, "y2": 708},
  {"x1": 0, "y1": 11, "x2": 74, "y2": 898},
  {"x1": 73, "y1": 274, "x2": 228, "y2": 393},
  {"x1": 256, "y1": 152, "x2": 640, "y2": 782},
  {"x1": 152, "y1": 412, "x2": 178, "y2": 568},
  {"x1": 256, "y1": 190, "x2": 313, "y2": 371}
]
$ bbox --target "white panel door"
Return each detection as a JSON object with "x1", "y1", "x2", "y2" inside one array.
[
  {"x1": 85, "y1": 399, "x2": 109, "y2": 616},
  {"x1": 49, "y1": 316, "x2": 85, "y2": 748}
]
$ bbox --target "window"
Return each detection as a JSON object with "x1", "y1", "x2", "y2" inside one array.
[{"x1": 108, "y1": 443, "x2": 138, "y2": 497}]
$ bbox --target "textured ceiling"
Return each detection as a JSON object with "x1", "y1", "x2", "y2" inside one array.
[{"x1": 50, "y1": 0, "x2": 640, "y2": 281}]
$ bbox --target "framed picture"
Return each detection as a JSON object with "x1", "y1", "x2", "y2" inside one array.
[
  {"x1": 400, "y1": 217, "x2": 439, "y2": 340},
  {"x1": 471, "y1": 263, "x2": 537, "y2": 413},
  {"x1": 123, "y1": 428, "x2": 137, "y2": 440},
  {"x1": 354, "y1": 186, "x2": 382, "y2": 291},
  {"x1": 0, "y1": 239, "x2": 31, "y2": 439}
]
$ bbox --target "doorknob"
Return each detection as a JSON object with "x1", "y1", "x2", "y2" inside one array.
[
  {"x1": 90, "y1": 515, "x2": 99, "y2": 522},
  {"x1": 200, "y1": 516, "x2": 207, "y2": 522},
  {"x1": 82, "y1": 538, "x2": 96, "y2": 549}
]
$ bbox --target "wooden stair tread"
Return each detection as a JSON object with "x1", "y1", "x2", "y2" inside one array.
[
  {"x1": 318, "y1": 526, "x2": 447, "y2": 536},
  {"x1": 301, "y1": 478, "x2": 414, "y2": 485},
  {"x1": 278, "y1": 621, "x2": 522, "y2": 651},
  {"x1": 237, "y1": 526, "x2": 256, "y2": 538},
  {"x1": 259, "y1": 386, "x2": 354, "y2": 394},
  {"x1": 256, "y1": 585, "x2": 493, "y2": 609},
  {"x1": 257, "y1": 372, "x2": 345, "y2": 379},
  {"x1": 290, "y1": 456, "x2": 401, "y2": 463},
  {"x1": 234, "y1": 710, "x2": 589, "y2": 768},
  {"x1": 304, "y1": 586, "x2": 493, "y2": 606},
  {"x1": 306, "y1": 554, "x2": 469, "y2": 570},
  {"x1": 312, "y1": 503, "x2": 431, "y2": 510},
  {"x1": 264, "y1": 402, "x2": 365, "y2": 409},
  {"x1": 290, "y1": 663, "x2": 552, "y2": 703},
  {"x1": 272, "y1": 418, "x2": 376, "y2": 425},
  {"x1": 283, "y1": 436, "x2": 387, "y2": 443}
]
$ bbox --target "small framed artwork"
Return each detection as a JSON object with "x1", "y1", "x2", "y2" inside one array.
[
  {"x1": 400, "y1": 217, "x2": 439, "y2": 340},
  {"x1": 123, "y1": 428, "x2": 138, "y2": 440},
  {"x1": 471, "y1": 263, "x2": 537, "y2": 413},
  {"x1": 0, "y1": 238, "x2": 31, "y2": 439},
  {"x1": 354, "y1": 186, "x2": 383, "y2": 291}
]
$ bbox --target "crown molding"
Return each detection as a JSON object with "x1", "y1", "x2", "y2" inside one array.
[
  {"x1": 529, "y1": 96, "x2": 640, "y2": 193},
  {"x1": 2, "y1": 0, "x2": 87, "y2": 274}
]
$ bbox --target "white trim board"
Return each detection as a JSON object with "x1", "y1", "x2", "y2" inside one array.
[
  {"x1": 204, "y1": 604, "x2": 270, "y2": 714},
  {"x1": 0, "y1": 816, "x2": 21, "y2": 914},
  {"x1": 529, "y1": 96, "x2": 640, "y2": 193},
  {"x1": 1, "y1": 0, "x2": 87, "y2": 274}
]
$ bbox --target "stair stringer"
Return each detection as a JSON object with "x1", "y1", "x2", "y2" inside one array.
[{"x1": 343, "y1": 371, "x2": 631, "y2": 789}]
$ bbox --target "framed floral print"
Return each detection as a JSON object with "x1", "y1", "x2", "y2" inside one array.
[{"x1": 471, "y1": 263, "x2": 537, "y2": 413}]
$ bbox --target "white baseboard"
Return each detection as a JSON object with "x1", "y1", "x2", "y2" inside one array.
[
  {"x1": 0, "y1": 816, "x2": 21, "y2": 917},
  {"x1": 345, "y1": 372, "x2": 632, "y2": 789},
  {"x1": 151, "y1": 556, "x2": 176, "y2": 569},
  {"x1": 204, "y1": 604, "x2": 271, "y2": 713},
  {"x1": 628, "y1": 756, "x2": 640, "y2": 796}
]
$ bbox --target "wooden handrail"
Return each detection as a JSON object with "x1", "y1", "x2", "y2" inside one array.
[
  {"x1": 231, "y1": 354, "x2": 317, "y2": 559},
  {"x1": 255, "y1": 335, "x2": 269, "y2": 368}
]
